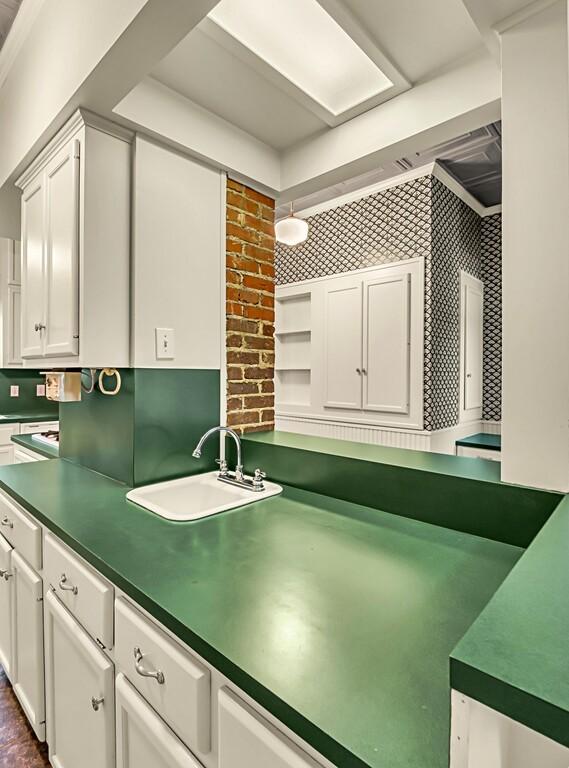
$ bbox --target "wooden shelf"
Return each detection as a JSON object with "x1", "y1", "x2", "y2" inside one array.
[{"x1": 275, "y1": 367, "x2": 311, "y2": 372}]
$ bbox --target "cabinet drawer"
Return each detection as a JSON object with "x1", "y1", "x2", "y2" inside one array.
[
  {"x1": 219, "y1": 688, "x2": 323, "y2": 768},
  {"x1": 44, "y1": 533, "x2": 113, "y2": 649},
  {"x1": 0, "y1": 491, "x2": 41, "y2": 569},
  {"x1": 19, "y1": 421, "x2": 59, "y2": 435},
  {"x1": 115, "y1": 597, "x2": 210, "y2": 756}
]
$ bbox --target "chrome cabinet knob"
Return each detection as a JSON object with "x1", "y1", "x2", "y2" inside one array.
[
  {"x1": 59, "y1": 573, "x2": 78, "y2": 595},
  {"x1": 356, "y1": 368, "x2": 361, "y2": 374},
  {"x1": 1, "y1": 517, "x2": 13, "y2": 528},
  {"x1": 134, "y1": 647, "x2": 165, "y2": 685},
  {"x1": 91, "y1": 696, "x2": 104, "y2": 712},
  {"x1": 34, "y1": 322, "x2": 46, "y2": 332}
]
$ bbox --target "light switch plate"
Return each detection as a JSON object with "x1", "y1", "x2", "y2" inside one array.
[
  {"x1": 155, "y1": 328, "x2": 175, "y2": 360},
  {"x1": 10, "y1": 385, "x2": 19, "y2": 397},
  {"x1": 36, "y1": 384, "x2": 46, "y2": 397}
]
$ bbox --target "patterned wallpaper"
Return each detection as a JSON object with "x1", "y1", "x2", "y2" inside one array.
[
  {"x1": 275, "y1": 177, "x2": 431, "y2": 284},
  {"x1": 481, "y1": 214, "x2": 502, "y2": 421},
  {"x1": 424, "y1": 178, "x2": 481, "y2": 430},
  {"x1": 275, "y1": 176, "x2": 502, "y2": 431}
]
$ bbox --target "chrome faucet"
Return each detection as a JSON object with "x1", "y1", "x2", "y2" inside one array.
[{"x1": 192, "y1": 426, "x2": 266, "y2": 491}]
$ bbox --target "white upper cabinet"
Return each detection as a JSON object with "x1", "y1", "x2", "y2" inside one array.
[
  {"x1": 16, "y1": 110, "x2": 132, "y2": 368},
  {"x1": 44, "y1": 139, "x2": 80, "y2": 358}
]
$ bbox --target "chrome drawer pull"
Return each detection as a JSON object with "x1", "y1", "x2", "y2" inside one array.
[
  {"x1": 0, "y1": 569, "x2": 11, "y2": 580},
  {"x1": 134, "y1": 647, "x2": 165, "y2": 685},
  {"x1": 1, "y1": 517, "x2": 13, "y2": 528},
  {"x1": 91, "y1": 696, "x2": 104, "y2": 712},
  {"x1": 59, "y1": 573, "x2": 78, "y2": 595}
]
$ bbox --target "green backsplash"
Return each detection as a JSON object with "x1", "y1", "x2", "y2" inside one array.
[
  {"x1": 0, "y1": 369, "x2": 59, "y2": 416},
  {"x1": 59, "y1": 369, "x2": 220, "y2": 486}
]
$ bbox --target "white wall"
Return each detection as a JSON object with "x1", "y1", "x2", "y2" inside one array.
[
  {"x1": 0, "y1": 185, "x2": 20, "y2": 240},
  {"x1": 500, "y1": 0, "x2": 569, "y2": 491},
  {"x1": 131, "y1": 136, "x2": 223, "y2": 369}
]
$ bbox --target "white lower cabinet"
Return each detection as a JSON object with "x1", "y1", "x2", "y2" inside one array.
[
  {"x1": 45, "y1": 589, "x2": 115, "y2": 768},
  {"x1": 116, "y1": 673, "x2": 203, "y2": 768},
  {"x1": 0, "y1": 534, "x2": 13, "y2": 677},
  {"x1": 218, "y1": 688, "x2": 322, "y2": 768},
  {"x1": 11, "y1": 550, "x2": 45, "y2": 740}
]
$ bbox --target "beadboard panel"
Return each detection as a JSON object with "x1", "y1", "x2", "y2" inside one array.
[{"x1": 275, "y1": 416, "x2": 432, "y2": 450}]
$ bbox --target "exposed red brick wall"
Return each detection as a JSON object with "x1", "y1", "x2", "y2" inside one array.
[{"x1": 226, "y1": 178, "x2": 275, "y2": 433}]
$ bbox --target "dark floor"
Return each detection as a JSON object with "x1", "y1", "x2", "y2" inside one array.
[{"x1": 0, "y1": 667, "x2": 49, "y2": 767}]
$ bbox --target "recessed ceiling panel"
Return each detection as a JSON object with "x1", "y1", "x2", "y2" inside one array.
[{"x1": 208, "y1": 0, "x2": 393, "y2": 116}]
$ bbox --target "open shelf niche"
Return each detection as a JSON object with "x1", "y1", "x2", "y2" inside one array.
[{"x1": 275, "y1": 291, "x2": 312, "y2": 409}]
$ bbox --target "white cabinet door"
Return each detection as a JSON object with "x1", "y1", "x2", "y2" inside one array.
[
  {"x1": 219, "y1": 688, "x2": 321, "y2": 768},
  {"x1": 116, "y1": 673, "x2": 203, "y2": 768},
  {"x1": 324, "y1": 279, "x2": 362, "y2": 409},
  {"x1": 0, "y1": 445, "x2": 14, "y2": 465},
  {"x1": 11, "y1": 550, "x2": 45, "y2": 740},
  {"x1": 21, "y1": 178, "x2": 45, "y2": 358},
  {"x1": 363, "y1": 273, "x2": 410, "y2": 414},
  {"x1": 0, "y1": 535, "x2": 13, "y2": 678},
  {"x1": 460, "y1": 272, "x2": 484, "y2": 419},
  {"x1": 44, "y1": 139, "x2": 80, "y2": 358},
  {"x1": 45, "y1": 589, "x2": 115, "y2": 768},
  {"x1": 7, "y1": 285, "x2": 22, "y2": 365}
]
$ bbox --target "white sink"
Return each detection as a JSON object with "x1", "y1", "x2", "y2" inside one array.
[{"x1": 126, "y1": 471, "x2": 282, "y2": 522}]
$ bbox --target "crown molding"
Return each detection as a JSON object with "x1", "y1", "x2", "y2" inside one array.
[
  {"x1": 15, "y1": 108, "x2": 133, "y2": 189},
  {"x1": 0, "y1": 0, "x2": 44, "y2": 90},
  {"x1": 289, "y1": 162, "x2": 501, "y2": 221},
  {"x1": 494, "y1": 0, "x2": 560, "y2": 34}
]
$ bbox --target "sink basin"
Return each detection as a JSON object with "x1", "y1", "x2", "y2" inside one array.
[{"x1": 126, "y1": 471, "x2": 282, "y2": 521}]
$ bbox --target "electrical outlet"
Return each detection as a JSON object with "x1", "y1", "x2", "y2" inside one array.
[
  {"x1": 36, "y1": 384, "x2": 46, "y2": 397},
  {"x1": 10, "y1": 385, "x2": 19, "y2": 397},
  {"x1": 155, "y1": 328, "x2": 175, "y2": 360}
]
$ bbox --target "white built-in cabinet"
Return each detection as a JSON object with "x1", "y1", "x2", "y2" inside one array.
[
  {"x1": 45, "y1": 589, "x2": 115, "y2": 768},
  {"x1": 16, "y1": 110, "x2": 132, "y2": 368},
  {"x1": 0, "y1": 238, "x2": 22, "y2": 366},
  {"x1": 276, "y1": 259, "x2": 424, "y2": 430}
]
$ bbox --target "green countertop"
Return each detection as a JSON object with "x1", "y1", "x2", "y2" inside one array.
[
  {"x1": 244, "y1": 430, "x2": 503, "y2": 482},
  {"x1": 451, "y1": 494, "x2": 569, "y2": 747},
  {"x1": 455, "y1": 433, "x2": 501, "y2": 451},
  {"x1": 0, "y1": 413, "x2": 58, "y2": 424},
  {"x1": 0, "y1": 459, "x2": 521, "y2": 768},
  {"x1": 11, "y1": 433, "x2": 59, "y2": 459}
]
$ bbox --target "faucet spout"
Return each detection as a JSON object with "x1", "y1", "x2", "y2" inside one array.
[{"x1": 192, "y1": 426, "x2": 243, "y2": 470}]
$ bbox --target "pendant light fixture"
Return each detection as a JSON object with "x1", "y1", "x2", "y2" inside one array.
[{"x1": 275, "y1": 202, "x2": 309, "y2": 246}]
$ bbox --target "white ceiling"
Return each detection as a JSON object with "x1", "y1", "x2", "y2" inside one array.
[
  {"x1": 341, "y1": 0, "x2": 483, "y2": 82},
  {"x1": 151, "y1": 0, "x2": 487, "y2": 153},
  {"x1": 0, "y1": 0, "x2": 20, "y2": 50}
]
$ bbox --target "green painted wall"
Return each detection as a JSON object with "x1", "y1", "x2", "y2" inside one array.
[
  {"x1": 240, "y1": 432, "x2": 561, "y2": 548},
  {"x1": 59, "y1": 369, "x2": 220, "y2": 486},
  {"x1": 0, "y1": 369, "x2": 59, "y2": 416},
  {"x1": 133, "y1": 369, "x2": 220, "y2": 486}
]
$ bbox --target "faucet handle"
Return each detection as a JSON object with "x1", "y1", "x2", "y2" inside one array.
[
  {"x1": 252, "y1": 468, "x2": 266, "y2": 490},
  {"x1": 215, "y1": 458, "x2": 229, "y2": 476}
]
